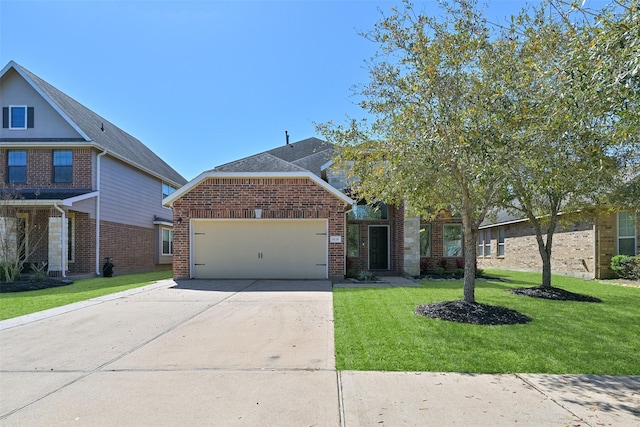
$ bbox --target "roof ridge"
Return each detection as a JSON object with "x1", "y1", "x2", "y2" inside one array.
[{"x1": 4, "y1": 61, "x2": 186, "y2": 185}]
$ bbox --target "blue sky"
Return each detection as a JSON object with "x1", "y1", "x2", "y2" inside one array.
[{"x1": 0, "y1": 0, "x2": 609, "y2": 181}]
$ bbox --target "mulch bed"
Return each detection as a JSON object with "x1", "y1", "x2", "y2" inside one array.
[
  {"x1": 415, "y1": 300, "x2": 532, "y2": 325},
  {"x1": 0, "y1": 279, "x2": 73, "y2": 293},
  {"x1": 510, "y1": 286, "x2": 602, "y2": 303}
]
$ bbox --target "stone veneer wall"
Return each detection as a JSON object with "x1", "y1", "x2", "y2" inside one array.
[
  {"x1": 404, "y1": 216, "x2": 421, "y2": 276},
  {"x1": 171, "y1": 177, "x2": 348, "y2": 279}
]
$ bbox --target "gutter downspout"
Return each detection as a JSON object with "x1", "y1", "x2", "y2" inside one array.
[
  {"x1": 52, "y1": 203, "x2": 67, "y2": 279},
  {"x1": 96, "y1": 149, "x2": 107, "y2": 275}
]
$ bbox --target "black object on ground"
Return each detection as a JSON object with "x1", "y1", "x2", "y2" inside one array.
[
  {"x1": 510, "y1": 286, "x2": 602, "y2": 303},
  {"x1": 415, "y1": 300, "x2": 532, "y2": 325}
]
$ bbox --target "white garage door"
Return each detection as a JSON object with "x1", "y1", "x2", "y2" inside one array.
[{"x1": 191, "y1": 219, "x2": 328, "y2": 279}]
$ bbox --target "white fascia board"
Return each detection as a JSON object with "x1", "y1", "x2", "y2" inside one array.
[
  {"x1": 62, "y1": 191, "x2": 99, "y2": 206},
  {"x1": 479, "y1": 218, "x2": 529, "y2": 229},
  {"x1": 8, "y1": 62, "x2": 92, "y2": 141},
  {"x1": 478, "y1": 210, "x2": 579, "y2": 229},
  {"x1": 320, "y1": 159, "x2": 334, "y2": 171},
  {"x1": 0, "y1": 141, "x2": 89, "y2": 148},
  {"x1": 153, "y1": 219, "x2": 174, "y2": 227},
  {"x1": 163, "y1": 171, "x2": 354, "y2": 207}
]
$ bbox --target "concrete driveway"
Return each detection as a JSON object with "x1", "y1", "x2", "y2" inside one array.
[
  {"x1": 0, "y1": 279, "x2": 338, "y2": 426},
  {"x1": 1, "y1": 278, "x2": 639, "y2": 426}
]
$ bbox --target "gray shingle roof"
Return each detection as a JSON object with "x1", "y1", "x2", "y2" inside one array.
[
  {"x1": 215, "y1": 137, "x2": 334, "y2": 177},
  {"x1": 214, "y1": 152, "x2": 308, "y2": 173},
  {"x1": 5, "y1": 61, "x2": 186, "y2": 186}
]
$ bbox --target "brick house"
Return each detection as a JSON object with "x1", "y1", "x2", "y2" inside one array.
[
  {"x1": 164, "y1": 137, "x2": 464, "y2": 280},
  {"x1": 476, "y1": 210, "x2": 639, "y2": 279},
  {"x1": 0, "y1": 61, "x2": 187, "y2": 277}
]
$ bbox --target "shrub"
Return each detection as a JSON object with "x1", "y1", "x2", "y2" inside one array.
[
  {"x1": 420, "y1": 258, "x2": 431, "y2": 275},
  {"x1": 357, "y1": 271, "x2": 378, "y2": 281},
  {"x1": 611, "y1": 255, "x2": 640, "y2": 280},
  {"x1": 455, "y1": 258, "x2": 465, "y2": 269},
  {"x1": 0, "y1": 262, "x2": 20, "y2": 282}
]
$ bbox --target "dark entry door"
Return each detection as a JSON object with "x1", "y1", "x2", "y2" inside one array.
[{"x1": 369, "y1": 226, "x2": 389, "y2": 270}]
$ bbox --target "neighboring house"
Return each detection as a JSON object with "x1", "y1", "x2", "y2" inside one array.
[
  {"x1": 0, "y1": 61, "x2": 187, "y2": 277},
  {"x1": 476, "y1": 210, "x2": 639, "y2": 279},
  {"x1": 164, "y1": 137, "x2": 464, "y2": 280}
]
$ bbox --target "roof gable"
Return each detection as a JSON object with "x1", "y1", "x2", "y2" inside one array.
[
  {"x1": 1, "y1": 61, "x2": 186, "y2": 186},
  {"x1": 214, "y1": 152, "x2": 308, "y2": 173}
]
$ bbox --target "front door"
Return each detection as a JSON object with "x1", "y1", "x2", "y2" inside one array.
[{"x1": 369, "y1": 226, "x2": 389, "y2": 270}]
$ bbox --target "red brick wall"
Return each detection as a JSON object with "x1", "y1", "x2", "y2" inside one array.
[
  {"x1": 346, "y1": 203, "x2": 405, "y2": 275},
  {"x1": 420, "y1": 217, "x2": 465, "y2": 273},
  {"x1": 99, "y1": 220, "x2": 156, "y2": 274},
  {"x1": 171, "y1": 177, "x2": 348, "y2": 279},
  {"x1": 0, "y1": 148, "x2": 92, "y2": 188},
  {"x1": 71, "y1": 212, "x2": 96, "y2": 274}
]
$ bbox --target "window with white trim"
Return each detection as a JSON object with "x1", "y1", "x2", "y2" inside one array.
[
  {"x1": 9, "y1": 105, "x2": 27, "y2": 129},
  {"x1": 162, "y1": 228, "x2": 173, "y2": 255},
  {"x1": 162, "y1": 183, "x2": 176, "y2": 199},
  {"x1": 498, "y1": 227, "x2": 505, "y2": 257},
  {"x1": 618, "y1": 211, "x2": 637, "y2": 256},
  {"x1": 3, "y1": 106, "x2": 33, "y2": 129},
  {"x1": 478, "y1": 229, "x2": 491, "y2": 257}
]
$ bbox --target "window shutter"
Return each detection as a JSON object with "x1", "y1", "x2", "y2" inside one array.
[
  {"x1": 2, "y1": 107, "x2": 7, "y2": 128},
  {"x1": 27, "y1": 107, "x2": 34, "y2": 128}
]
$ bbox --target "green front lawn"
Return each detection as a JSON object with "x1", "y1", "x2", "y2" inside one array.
[
  {"x1": 333, "y1": 270, "x2": 640, "y2": 374},
  {"x1": 0, "y1": 270, "x2": 173, "y2": 321}
]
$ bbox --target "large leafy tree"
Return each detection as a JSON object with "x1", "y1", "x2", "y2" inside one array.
[
  {"x1": 318, "y1": 1, "x2": 516, "y2": 303},
  {"x1": 497, "y1": 1, "x2": 639, "y2": 288}
]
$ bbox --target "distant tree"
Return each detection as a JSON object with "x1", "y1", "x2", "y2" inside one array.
[
  {"x1": 496, "y1": 1, "x2": 640, "y2": 288},
  {"x1": 318, "y1": 0, "x2": 516, "y2": 303}
]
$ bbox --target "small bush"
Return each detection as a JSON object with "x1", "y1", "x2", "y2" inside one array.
[
  {"x1": 0, "y1": 262, "x2": 20, "y2": 282},
  {"x1": 611, "y1": 255, "x2": 640, "y2": 280},
  {"x1": 420, "y1": 258, "x2": 430, "y2": 276},
  {"x1": 455, "y1": 258, "x2": 465, "y2": 269},
  {"x1": 357, "y1": 271, "x2": 378, "y2": 281}
]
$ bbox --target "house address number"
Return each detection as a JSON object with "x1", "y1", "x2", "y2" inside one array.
[{"x1": 330, "y1": 236, "x2": 342, "y2": 243}]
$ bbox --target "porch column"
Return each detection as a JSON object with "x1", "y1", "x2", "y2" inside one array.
[
  {"x1": 404, "y1": 216, "x2": 421, "y2": 276},
  {"x1": 48, "y1": 217, "x2": 67, "y2": 273}
]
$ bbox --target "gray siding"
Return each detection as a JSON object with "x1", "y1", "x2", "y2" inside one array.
[
  {"x1": 100, "y1": 156, "x2": 173, "y2": 228},
  {"x1": 0, "y1": 68, "x2": 81, "y2": 140}
]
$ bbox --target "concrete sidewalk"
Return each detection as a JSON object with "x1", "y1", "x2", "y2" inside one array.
[{"x1": 1, "y1": 279, "x2": 638, "y2": 426}]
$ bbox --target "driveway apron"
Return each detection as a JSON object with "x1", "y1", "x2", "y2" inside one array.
[{"x1": 0, "y1": 279, "x2": 339, "y2": 426}]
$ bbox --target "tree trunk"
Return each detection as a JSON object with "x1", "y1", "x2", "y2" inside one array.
[
  {"x1": 463, "y1": 226, "x2": 478, "y2": 303},
  {"x1": 532, "y1": 221, "x2": 554, "y2": 288},
  {"x1": 541, "y1": 252, "x2": 552, "y2": 288}
]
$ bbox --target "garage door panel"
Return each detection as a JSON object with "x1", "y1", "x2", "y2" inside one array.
[{"x1": 192, "y1": 220, "x2": 327, "y2": 279}]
